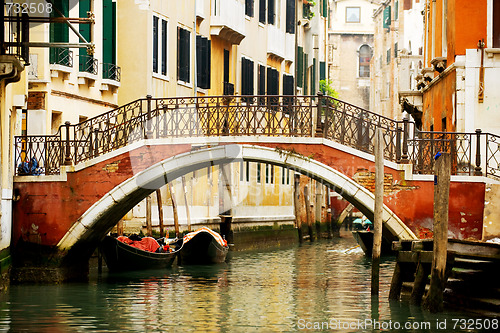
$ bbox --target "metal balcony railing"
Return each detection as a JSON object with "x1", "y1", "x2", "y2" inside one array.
[
  {"x1": 79, "y1": 54, "x2": 98, "y2": 75},
  {"x1": 102, "y1": 63, "x2": 121, "y2": 81},
  {"x1": 50, "y1": 47, "x2": 73, "y2": 67}
]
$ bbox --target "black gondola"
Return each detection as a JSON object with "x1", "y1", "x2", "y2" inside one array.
[
  {"x1": 179, "y1": 228, "x2": 229, "y2": 265},
  {"x1": 99, "y1": 235, "x2": 182, "y2": 272}
]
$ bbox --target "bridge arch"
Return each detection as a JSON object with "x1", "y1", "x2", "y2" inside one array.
[{"x1": 58, "y1": 144, "x2": 417, "y2": 256}]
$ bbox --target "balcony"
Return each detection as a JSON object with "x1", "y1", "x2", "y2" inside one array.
[
  {"x1": 210, "y1": 0, "x2": 246, "y2": 45},
  {"x1": 267, "y1": 25, "x2": 285, "y2": 60},
  {"x1": 50, "y1": 47, "x2": 73, "y2": 67},
  {"x1": 78, "y1": 54, "x2": 98, "y2": 86},
  {"x1": 101, "y1": 63, "x2": 121, "y2": 92},
  {"x1": 223, "y1": 82, "x2": 234, "y2": 95}
]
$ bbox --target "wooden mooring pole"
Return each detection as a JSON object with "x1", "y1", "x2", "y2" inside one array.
[
  {"x1": 146, "y1": 195, "x2": 153, "y2": 237},
  {"x1": 304, "y1": 184, "x2": 314, "y2": 242},
  {"x1": 423, "y1": 153, "x2": 450, "y2": 312},
  {"x1": 294, "y1": 174, "x2": 303, "y2": 243},
  {"x1": 155, "y1": 189, "x2": 165, "y2": 238},
  {"x1": 168, "y1": 183, "x2": 180, "y2": 238},
  {"x1": 371, "y1": 128, "x2": 384, "y2": 296},
  {"x1": 181, "y1": 176, "x2": 192, "y2": 232}
]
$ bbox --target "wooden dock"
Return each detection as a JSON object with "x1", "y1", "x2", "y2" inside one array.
[{"x1": 389, "y1": 239, "x2": 500, "y2": 317}]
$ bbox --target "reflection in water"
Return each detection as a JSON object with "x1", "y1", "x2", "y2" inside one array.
[{"x1": 0, "y1": 237, "x2": 476, "y2": 332}]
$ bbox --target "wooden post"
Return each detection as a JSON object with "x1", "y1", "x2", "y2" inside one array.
[
  {"x1": 410, "y1": 261, "x2": 429, "y2": 305},
  {"x1": 304, "y1": 184, "x2": 314, "y2": 242},
  {"x1": 371, "y1": 128, "x2": 384, "y2": 295},
  {"x1": 388, "y1": 262, "x2": 403, "y2": 300},
  {"x1": 146, "y1": 195, "x2": 153, "y2": 237},
  {"x1": 315, "y1": 181, "x2": 322, "y2": 238},
  {"x1": 294, "y1": 173, "x2": 303, "y2": 243},
  {"x1": 181, "y1": 176, "x2": 192, "y2": 232},
  {"x1": 423, "y1": 153, "x2": 450, "y2": 312},
  {"x1": 116, "y1": 220, "x2": 124, "y2": 236},
  {"x1": 155, "y1": 189, "x2": 165, "y2": 238},
  {"x1": 168, "y1": 183, "x2": 180, "y2": 238}
]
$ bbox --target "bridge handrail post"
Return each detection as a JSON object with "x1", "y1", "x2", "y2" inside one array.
[
  {"x1": 93, "y1": 128, "x2": 99, "y2": 158},
  {"x1": 396, "y1": 125, "x2": 402, "y2": 162},
  {"x1": 474, "y1": 129, "x2": 482, "y2": 176},
  {"x1": 317, "y1": 91, "x2": 326, "y2": 138},
  {"x1": 401, "y1": 116, "x2": 409, "y2": 163},
  {"x1": 146, "y1": 95, "x2": 153, "y2": 139},
  {"x1": 64, "y1": 121, "x2": 72, "y2": 166}
]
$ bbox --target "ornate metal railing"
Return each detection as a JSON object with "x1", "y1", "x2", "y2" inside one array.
[
  {"x1": 49, "y1": 47, "x2": 73, "y2": 67},
  {"x1": 79, "y1": 54, "x2": 98, "y2": 75},
  {"x1": 102, "y1": 63, "x2": 121, "y2": 81},
  {"x1": 13, "y1": 94, "x2": 500, "y2": 181}
]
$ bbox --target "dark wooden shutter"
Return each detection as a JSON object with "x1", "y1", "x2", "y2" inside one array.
[
  {"x1": 224, "y1": 49, "x2": 230, "y2": 83},
  {"x1": 297, "y1": 47, "x2": 303, "y2": 88},
  {"x1": 259, "y1": 0, "x2": 266, "y2": 24},
  {"x1": 268, "y1": 0, "x2": 275, "y2": 25},
  {"x1": 286, "y1": 0, "x2": 295, "y2": 34},
  {"x1": 177, "y1": 27, "x2": 181, "y2": 80},
  {"x1": 197, "y1": 35, "x2": 202, "y2": 86},
  {"x1": 178, "y1": 28, "x2": 190, "y2": 82},
  {"x1": 153, "y1": 16, "x2": 159, "y2": 73},
  {"x1": 320, "y1": 61, "x2": 326, "y2": 81},
  {"x1": 246, "y1": 0, "x2": 254, "y2": 17},
  {"x1": 161, "y1": 20, "x2": 167, "y2": 75},
  {"x1": 206, "y1": 40, "x2": 211, "y2": 89}
]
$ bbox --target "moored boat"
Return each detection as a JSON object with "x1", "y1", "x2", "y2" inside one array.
[
  {"x1": 99, "y1": 235, "x2": 182, "y2": 272},
  {"x1": 179, "y1": 227, "x2": 229, "y2": 265}
]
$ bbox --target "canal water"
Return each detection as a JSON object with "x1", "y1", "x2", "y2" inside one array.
[{"x1": 0, "y1": 235, "x2": 493, "y2": 332}]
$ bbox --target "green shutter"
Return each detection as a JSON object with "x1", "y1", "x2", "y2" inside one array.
[
  {"x1": 311, "y1": 58, "x2": 316, "y2": 95},
  {"x1": 395, "y1": 1, "x2": 399, "y2": 20},
  {"x1": 103, "y1": 0, "x2": 116, "y2": 65},
  {"x1": 322, "y1": 0, "x2": 328, "y2": 18},
  {"x1": 50, "y1": 0, "x2": 69, "y2": 63},
  {"x1": 297, "y1": 46, "x2": 303, "y2": 88},
  {"x1": 383, "y1": 6, "x2": 391, "y2": 29},
  {"x1": 320, "y1": 61, "x2": 326, "y2": 81},
  {"x1": 79, "y1": 0, "x2": 91, "y2": 69},
  {"x1": 304, "y1": 53, "x2": 308, "y2": 94}
]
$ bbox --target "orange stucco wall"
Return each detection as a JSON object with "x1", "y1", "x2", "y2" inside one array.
[{"x1": 422, "y1": 68, "x2": 456, "y2": 131}]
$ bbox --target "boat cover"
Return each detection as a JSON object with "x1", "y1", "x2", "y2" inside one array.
[
  {"x1": 183, "y1": 227, "x2": 228, "y2": 247},
  {"x1": 117, "y1": 236, "x2": 160, "y2": 253}
]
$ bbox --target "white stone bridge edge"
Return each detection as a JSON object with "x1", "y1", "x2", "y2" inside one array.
[{"x1": 57, "y1": 144, "x2": 418, "y2": 251}]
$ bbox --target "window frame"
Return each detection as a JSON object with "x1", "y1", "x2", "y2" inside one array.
[
  {"x1": 153, "y1": 14, "x2": 169, "y2": 79},
  {"x1": 177, "y1": 26, "x2": 191, "y2": 84},
  {"x1": 345, "y1": 6, "x2": 361, "y2": 23}
]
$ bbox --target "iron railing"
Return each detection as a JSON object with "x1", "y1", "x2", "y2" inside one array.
[
  {"x1": 13, "y1": 94, "x2": 500, "y2": 181},
  {"x1": 79, "y1": 54, "x2": 98, "y2": 75},
  {"x1": 102, "y1": 63, "x2": 121, "y2": 81},
  {"x1": 49, "y1": 47, "x2": 73, "y2": 67}
]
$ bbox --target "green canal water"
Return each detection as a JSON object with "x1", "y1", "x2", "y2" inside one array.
[{"x1": 0, "y1": 236, "x2": 495, "y2": 332}]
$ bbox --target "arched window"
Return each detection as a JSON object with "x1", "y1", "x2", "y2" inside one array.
[{"x1": 358, "y1": 44, "x2": 372, "y2": 77}]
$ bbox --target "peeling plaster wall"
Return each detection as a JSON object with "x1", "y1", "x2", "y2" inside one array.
[{"x1": 482, "y1": 183, "x2": 500, "y2": 241}]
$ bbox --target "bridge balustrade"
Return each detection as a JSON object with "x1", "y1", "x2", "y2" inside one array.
[{"x1": 13, "y1": 94, "x2": 500, "y2": 181}]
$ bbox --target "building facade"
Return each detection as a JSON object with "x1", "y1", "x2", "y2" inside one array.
[
  {"x1": 328, "y1": 0, "x2": 378, "y2": 109},
  {"x1": 370, "y1": 0, "x2": 424, "y2": 120}
]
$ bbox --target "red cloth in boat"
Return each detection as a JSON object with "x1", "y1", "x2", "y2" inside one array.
[
  {"x1": 117, "y1": 236, "x2": 160, "y2": 253},
  {"x1": 183, "y1": 227, "x2": 228, "y2": 247}
]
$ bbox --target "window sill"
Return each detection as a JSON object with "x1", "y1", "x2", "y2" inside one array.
[
  {"x1": 153, "y1": 72, "x2": 170, "y2": 81},
  {"x1": 177, "y1": 80, "x2": 192, "y2": 89},
  {"x1": 485, "y1": 48, "x2": 500, "y2": 58}
]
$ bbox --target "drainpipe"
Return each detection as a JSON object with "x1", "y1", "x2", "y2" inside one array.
[
  {"x1": 431, "y1": 0, "x2": 436, "y2": 62},
  {"x1": 294, "y1": 0, "x2": 298, "y2": 95}
]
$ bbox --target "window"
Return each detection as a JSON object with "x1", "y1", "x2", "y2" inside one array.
[
  {"x1": 297, "y1": 46, "x2": 303, "y2": 88},
  {"x1": 50, "y1": 0, "x2": 69, "y2": 64},
  {"x1": 177, "y1": 27, "x2": 191, "y2": 83},
  {"x1": 281, "y1": 166, "x2": 290, "y2": 185},
  {"x1": 259, "y1": 0, "x2": 266, "y2": 23},
  {"x1": 103, "y1": 0, "x2": 117, "y2": 66},
  {"x1": 320, "y1": 61, "x2": 326, "y2": 81},
  {"x1": 359, "y1": 45, "x2": 372, "y2": 78},
  {"x1": 346, "y1": 7, "x2": 360, "y2": 23},
  {"x1": 240, "y1": 162, "x2": 244, "y2": 181},
  {"x1": 241, "y1": 57, "x2": 255, "y2": 96},
  {"x1": 266, "y1": 164, "x2": 274, "y2": 184},
  {"x1": 246, "y1": 161, "x2": 250, "y2": 182},
  {"x1": 79, "y1": 0, "x2": 92, "y2": 72},
  {"x1": 383, "y1": 5, "x2": 391, "y2": 29},
  {"x1": 258, "y1": 64, "x2": 266, "y2": 105},
  {"x1": 257, "y1": 163, "x2": 261, "y2": 183},
  {"x1": 267, "y1": 67, "x2": 279, "y2": 95},
  {"x1": 196, "y1": 36, "x2": 211, "y2": 89},
  {"x1": 153, "y1": 16, "x2": 168, "y2": 76},
  {"x1": 285, "y1": 0, "x2": 295, "y2": 33},
  {"x1": 245, "y1": 0, "x2": 254, "y2": 17},
  {"x1": 268, "y1": 0, "x2": 275, "y2": 25},
  {"x1": 386, "y1": 48, "x2": 391, "y2": 64},
  {"x1": 283, "y1": 73, "x2": 294, "y2": 114}
]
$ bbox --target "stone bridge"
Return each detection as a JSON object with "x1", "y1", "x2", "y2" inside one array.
[{"x1": 12, "y1": 95, "x2": 498, "y2": 281}]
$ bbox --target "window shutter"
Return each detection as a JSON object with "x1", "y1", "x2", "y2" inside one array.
[
  {"x1": 259, "y1": 0, "x2": 266, "y2": 24},
  {"x1": 50, "y1": 0, "x2": 69, "y2": 63},
  {"x1": 241, "y1": 58, "x2": 247, "y2": 95},
  {"x1": 197, "y1": 35, "x2": 202, "y2": 86},
  {"x1": 102, "y1": 0, "x2": 116, "y2": 65},
  {"x1": 304, "y1": 53, "x2": 308, "y2": 94},
  {"x1": 286, "y1": 0, "x2": 295, "y2": 33},
  {"x1": 177, "y1": 27, "x2": 181, "y2": 80},
  {"x1": 320, "y1": 61, "x2": 326, "y2": 81},
  {"x1": 206, "y1": 40, "x2": 211, "y2": 89},
  {"x1": 153, "y1": 17, "x2": 159, "y2": 73},
  {"x1": 311, "y1": 58, "x2": 316, "y2": 95},
  {"x1": 268, "y1": 0, "x2": 275, "y2": 25},
  {"x1": 322, "y1": 0, "x2": 328, "y2": 18},
  {"x1": 79, "y1": 0, "x2": 91, "y2": 69},
  {"x1": 297, "y1": 46, "x2": 303, "y2": 88},
  {"x1": 161, "y1": 20, "x2": 167, "y2": 75}
]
